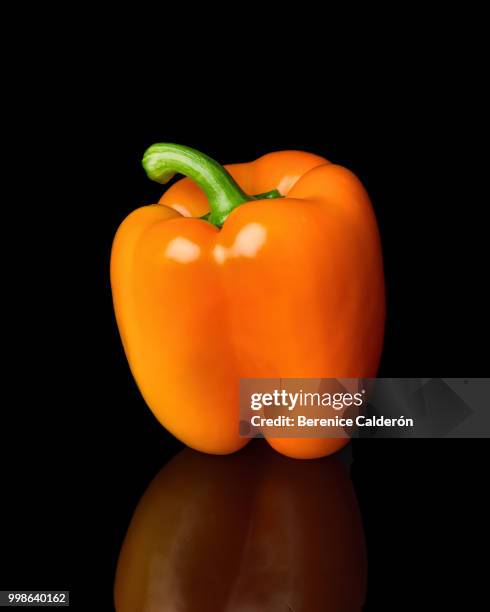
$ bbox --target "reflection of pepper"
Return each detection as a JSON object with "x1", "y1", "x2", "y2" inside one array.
[
  {"x1": 111, "y1": 144, "x2": 385, "y2": 458},
  {"x1": 114, "y1": 441, "x2": 367, "y2": 611}
]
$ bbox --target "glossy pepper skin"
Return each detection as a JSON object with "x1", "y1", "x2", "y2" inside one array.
[{"x1": 111, "y1": 144, "x2": 385, "y2": 459}]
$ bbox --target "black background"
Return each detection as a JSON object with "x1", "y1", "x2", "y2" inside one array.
[{"x1": 1, "y1": 75, "x2": 488, "y2": 610}]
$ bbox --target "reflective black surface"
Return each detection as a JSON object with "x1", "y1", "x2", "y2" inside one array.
[{"x1": 114, "y1": 441, "x2": 365, "y2": 611}]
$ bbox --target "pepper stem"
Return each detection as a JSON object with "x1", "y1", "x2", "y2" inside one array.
[{"x1": 142, "y1": 143, "x2": 281, "y2": 226}]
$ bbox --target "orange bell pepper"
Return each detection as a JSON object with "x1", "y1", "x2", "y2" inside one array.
[
  {"x1": 111, "y1": 144, "x2": 385, "y2": 459},
  {"x1": 114, "y1": 441, "x2": 367, "y2": 611}
]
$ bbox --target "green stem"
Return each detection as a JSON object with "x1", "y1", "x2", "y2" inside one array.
[{"x1": 142, "y1": 143, "x2": 281, "y2": 227}]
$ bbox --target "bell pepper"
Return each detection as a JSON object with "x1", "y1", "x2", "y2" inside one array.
[
  {"x1": 114, "y1": 441, "x2": 367, "y2": 611},
  {"x1": 111, "y1": 144, "x2": 385, "y2": 459}
]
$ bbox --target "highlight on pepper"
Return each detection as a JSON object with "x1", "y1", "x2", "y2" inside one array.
[{"x1": 110, "y1": 143, "x2": 385, "y2": 459}]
